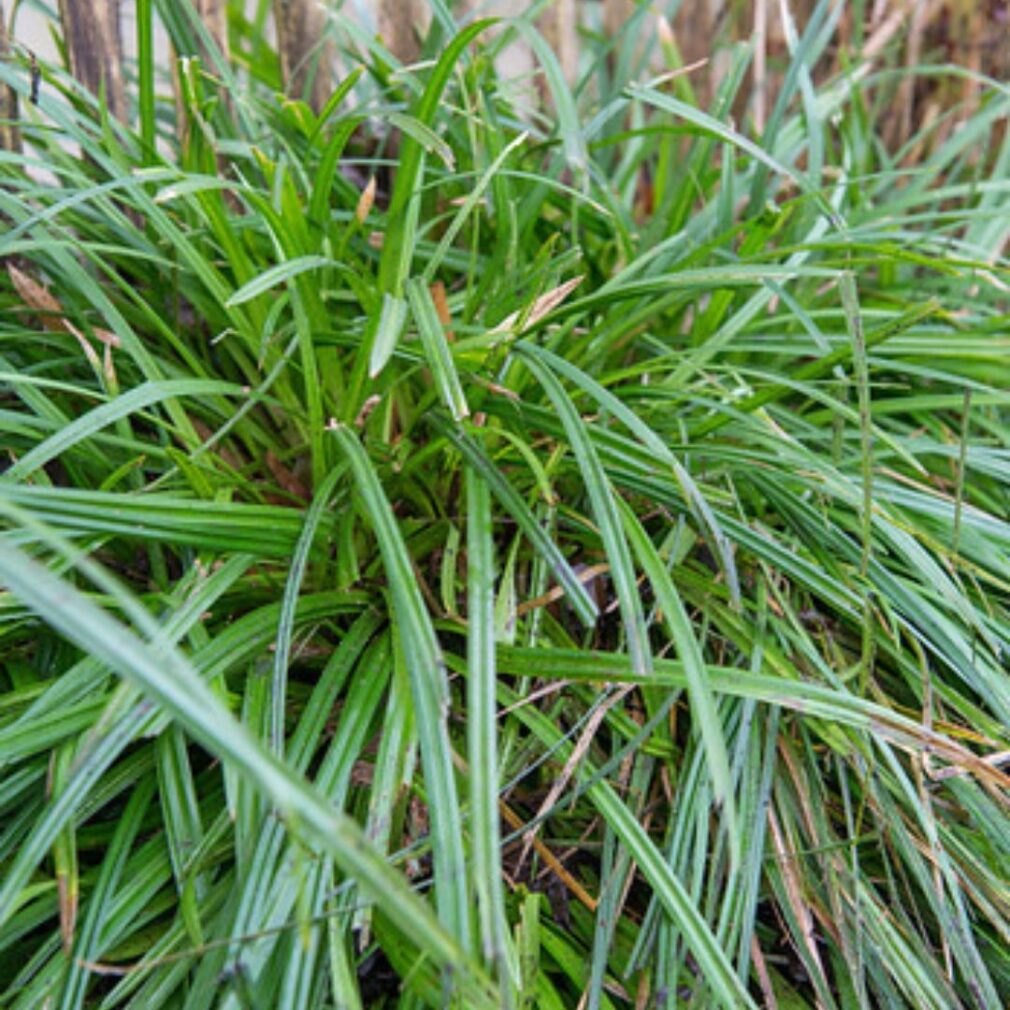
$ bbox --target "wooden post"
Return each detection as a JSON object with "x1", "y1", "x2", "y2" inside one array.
[
  {"x1": 57, "y1": 0, "x2": 126, "y2": 121},
  {"x1": 273, "y1": 0, "x2": 333, "y2": 112},
  {"x1": 539, "y1": 0, "x2": 578, "y2": 84},
  {"x1": 194, "y1": 0, "x2": 229, "y2": 64},
  {"x1": 377, "y1": 0, "x2": 429, "y2": 64},
  {"x1": 0, "y1": 1, "x2": 20, "y2": 152},
  {"x1": 603, "y1": 0, "x2": 635, "y2": 39}
]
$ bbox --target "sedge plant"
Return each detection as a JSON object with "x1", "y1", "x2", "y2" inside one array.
[{"x1": 0, "y1": 2, "x2": 1008, "y2": 1007}]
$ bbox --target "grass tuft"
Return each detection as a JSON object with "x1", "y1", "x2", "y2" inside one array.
[{"x1": 1, "y1": 4, "x2": 1009, "y2": 1007}]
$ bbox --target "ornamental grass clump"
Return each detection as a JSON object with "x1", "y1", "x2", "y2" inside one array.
[{"x1": 0, "y1": 3, "x2": 1008, "y2": 1008}]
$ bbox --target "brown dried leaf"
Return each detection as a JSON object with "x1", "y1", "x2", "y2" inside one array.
[
  {"x1": 355, "y1": 176, "x2": 377, "y2": 224},
  {"x1": 515, "y1": 683, "x2": 634, "y2": 876},
  {"x1": 93, "y1": 327, "x2": 120, "y2": 348},
  {"x1": 498, "y1": 799, "x2": 597, "y2": 912},
  {"x1": 525, "y1": 274, "x2": 584, "y2": 328},
  {"x1": 265, "y1": 450, "x2": 311, "y2": 502},
  {"x1": 7, "y1": 263, "x2": 121, "y2": 351},
  {"x1": 429, "y1": 279, "x2": 454, "y2": 341},
  {"x1": 57, "y1": 871, "x2": 77, "y2": 956},
  {"x1": 189, "y1": 416, "x2": 246, "y2": 471},
  {"x1": 492, "y1": 275, "x2": 584, "y2": 335},
  {"x1": 8, "y1": 262, "x2": 62, "y2": 314},
  {"x1": 768, "y1": 808, "x2": 831, "y2": 1008},
  {"x1": 353, "y1": 394, "x2": 382, "y2": 429},
  {"x1": 103, "y1": 342, "x2": 117, "y2": 388}
]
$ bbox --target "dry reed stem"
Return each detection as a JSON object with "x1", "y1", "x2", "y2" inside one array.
[
  {"x1": 273, "y1": 0, "x2": 333, "y2": 112},
  {"x1": 0, "y1": 1, "x2": 19, "y2": 153},
  {"x1": 57, "y1": 0, "x2": 126, "y2": 121},
  {"x1": 377, "y1": 0, "x2": 428, "y2": 64}
]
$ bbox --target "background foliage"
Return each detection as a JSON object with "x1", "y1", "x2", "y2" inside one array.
[{"x1": 1, "y1": 1, "x2": 1009, "y2": 1007}]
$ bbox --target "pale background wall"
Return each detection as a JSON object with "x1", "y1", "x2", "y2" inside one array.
[
  {"x1": 7, "y1": 1, "x2": 568, "y2": 67},
  {"x1": 6, "y1": 0, "x2": 583, "y2": 118},
  {"x1": 11, "y1": 0, "x2": 159, "y2": 63}
]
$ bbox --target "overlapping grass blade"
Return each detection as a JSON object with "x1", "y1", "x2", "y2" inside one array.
[
  {"x1": 407, "y1": 278, "x2": 469, "y2": 420},
  {"x1": 466, "y1": 469, "x2": 513, "y2": 990},
  {"x1": 499, "y1": 680, "x2": 757, "y2": 1010},
  {"x1": 516, "y1": 346, "x2": 651, "y2": 676},
  {"x1": 2, "y1": 7, "x2": 1009, "y2": 1006},
  {"x1": 617, "y1": 499, "x2": 739, "y2": 865},
  {"x1": 430, "y1": 415, "x2": 599, "y2": 627},
  {"x1": 330, "y1": 423, "x2": 471, "y2": 948},
  {"x1": 270, "y1": 463, "x2": 345, "y2": 755},
  {"x1": 0, "y1": 541, "x2": 498, "y2": 1008}
]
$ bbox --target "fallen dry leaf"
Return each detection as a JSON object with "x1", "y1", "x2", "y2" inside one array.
[
  {"x1": 355, "y1": 176, "x2": 377, "y2": 224},
  {"x1": 8, "y1": 263, "x2": 121, "y2": 353},
  {"x1": 429, "y1": 279, "x2": 454, "y2": 341},
  {"x1": 492, "y1": 274, "x2": 584, "y2": 335},
  {"x1": 265, "y1": 449, "x2": 311, "y2": 502}
]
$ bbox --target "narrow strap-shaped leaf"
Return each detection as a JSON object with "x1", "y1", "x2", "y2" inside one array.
[
  {"x1": 511, "y1": 19, "x2": 586, "y2": 174},
  {"x1": 429, "y1": 415, "x2": 598, "y2": 627},
  {"x1": 0, "y1": 484, "x2": 330, "y2": 558},
  {"x1": 379, "y1": 19, "x2": 496, "y2": 282},
  {"x1": 345, "y1": 20, "x2": 495, "y2": 410},
  {"x1": 500, "y1": 679, "x2": 759, "y2": 1010},
  {"x1": 224, "y1": 255, "x2": 334, "y2": 306},
  {"x1": 406, "y1": 278, "x2": 469, "y2": 420},
  {"x1": 519, "y1": 340, "x2": 740, "y2": 608},
  {"x1": 57, "y1": 777, "x2": 156, "y2": 1010},
  {"x1": 493, "y1": 645, "x2": 1005, "y2": 782},
  {"x1": 272, "y1": 462, "x2": 346, "y2": 755},
  {"x1": 517, "y1": 347, "x2": 651, "y2": 676},
  {"x1": 421, "y1": 129, "x2": 528, "y2": 285},
  {"x1": 466, "y1": 469, "x2": 514, "y2": 989},
  {"x1": 2, "y1": 379, "x2": 241, "y2": 483},
  {"x1": 329, "y1": 423, "x2": 471, "y2": 949},
  {"x1": 0, "y1": 540, "x2": 497, "y2": 1009},
  {"x1": 618, "y1": 497, "x2": 739, "y2": 867},
  {"x1": 368, "y1": 291, "x2": 408, "y2": 379},
  {"x1": 689, "y1": 298, "x2": 940, "y2": 438},
  {"x1": 627, "y1": 82, "x2": 841, "y2": 229}
]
